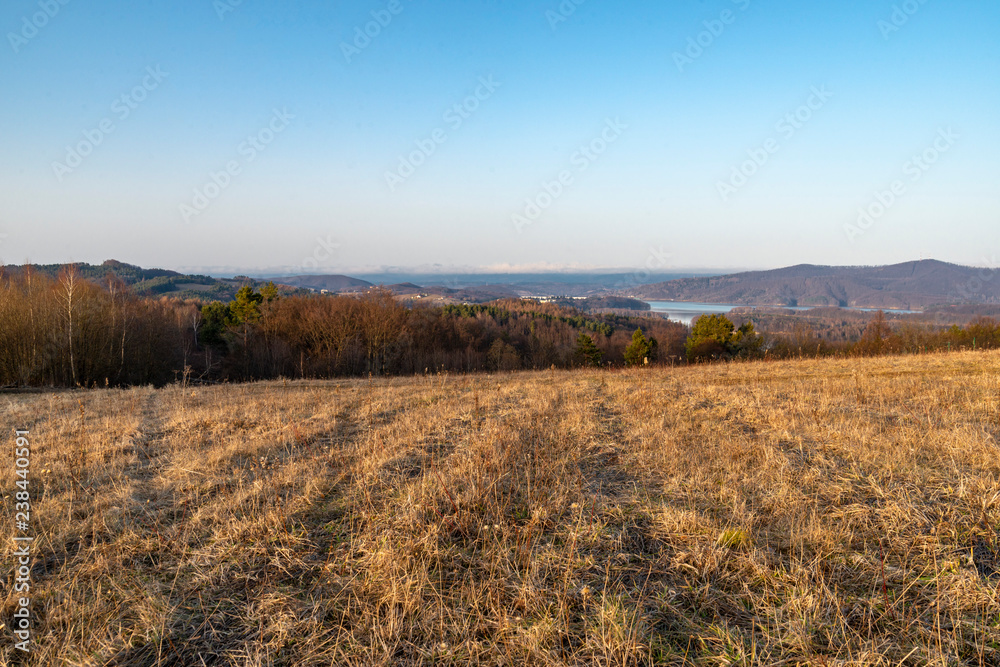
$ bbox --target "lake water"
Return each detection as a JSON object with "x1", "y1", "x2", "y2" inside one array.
[
  {"x1": 644, "y1": 301, "x2": 755, "y2": 325},
  {"x1": 644, "y1": 301, "x2": 917, "y2": 325}
]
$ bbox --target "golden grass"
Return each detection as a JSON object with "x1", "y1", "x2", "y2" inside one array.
[{"x1": 3, "y1": 351, "x2": 1000, "y2": 665}]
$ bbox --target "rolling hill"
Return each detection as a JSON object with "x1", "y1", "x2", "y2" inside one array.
[
  {"x1": 271, "y1": 274, "x2": 373, "y2": 292},
  {"x1": 1, "y1": 260, "x2": 303, "y2": 301},
  {"x1": 625, "y1": 259, "x2": 999, "y2": 309}
]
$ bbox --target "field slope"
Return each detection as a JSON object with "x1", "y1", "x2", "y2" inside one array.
[{"x1": 3, "y1": 352, "x2": 1000, "y2": 665}]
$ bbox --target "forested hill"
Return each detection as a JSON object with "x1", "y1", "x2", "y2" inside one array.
[
  {"x1": 4, "y1": 259, "x2": 178, "y2": 283},
  {"x1": 1, "y1": 259, "x2": 290, "y2": 301},
  {"x1": 625, "y1": 260, "x2": 998, "y2": 309}
]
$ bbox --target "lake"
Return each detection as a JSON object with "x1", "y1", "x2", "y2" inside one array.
[{"x1": 644, "y1": 301, "x2": 918, "y2": 325}]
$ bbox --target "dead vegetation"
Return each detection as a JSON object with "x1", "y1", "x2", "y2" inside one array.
[{"x1": 3, "y1": 350, "x2": 1000, "y2": 665}]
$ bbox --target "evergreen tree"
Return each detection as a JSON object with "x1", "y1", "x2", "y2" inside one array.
[
  {"x1": 260, "y1": 281, "x2": 279, "y2": 303},
  {"x1": 230, "y1": 285, "x2": 263, "y2": 324},
  {"x1": 732, "y1": 321, "x2": 764, "y2": 359},
  {"x1": 574, "y1": 332, "x2": 603, "y2": 367},
  {"x1": 685, "y1": 314, "x2": 763, "y2": 362},
  {"x1": 199, "y1": 301, "x2": 232, "y2": 348},
  {"x1": 624, "y1": 328, "x2": 652, "y2": 367}
]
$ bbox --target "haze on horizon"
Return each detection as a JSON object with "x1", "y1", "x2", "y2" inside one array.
[{"x1": 1, "y1": 0, "x2": 998, "y2": 276}]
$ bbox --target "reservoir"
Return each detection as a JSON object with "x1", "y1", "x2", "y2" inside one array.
[{"x1": 644, "y1": 301, "x2": 918, "y2": 325}]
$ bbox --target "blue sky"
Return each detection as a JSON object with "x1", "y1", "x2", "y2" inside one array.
[{"x1": 1, "y1": 0, "x2": 997, "y2": 275}]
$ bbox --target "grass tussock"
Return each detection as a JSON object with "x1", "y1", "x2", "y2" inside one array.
[{"x1": 3, "y1": 350, "x2": 1000, "y2": 665}]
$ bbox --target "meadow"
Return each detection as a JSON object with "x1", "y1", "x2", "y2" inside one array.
[{"x1": 2, "y1": 350, "x2": 1000, "y2": 665}]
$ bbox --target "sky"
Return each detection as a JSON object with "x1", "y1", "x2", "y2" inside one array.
[{"x1": 1, "y1": 0, "x2": 998, "y2": 276}]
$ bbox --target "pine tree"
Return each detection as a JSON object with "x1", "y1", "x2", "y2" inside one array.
[
  {"x1": 624, "y1": 328, "x2": 651, "y2": 367},
  {"x1": 260, "y1": 281, "x2": 279, "y2": 303},
  {"x1": 574, "y1": 333, "x2": 603, "y2": 367},
  {"x1": 198, "y1": 301, "x2": 231, "y2": 348},
  {"x1": 231, "y1": 285, "x2": 263, "y2": 324},
  {"x1": 685, "y1": 314, "x2": 763, "y2": 362}
]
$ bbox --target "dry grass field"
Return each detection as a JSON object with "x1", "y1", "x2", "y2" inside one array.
[{"x1": 3, "y1": 351, "x2": 1000, "y2": 665}]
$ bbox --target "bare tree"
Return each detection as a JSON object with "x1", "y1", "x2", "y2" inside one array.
[
  {"x1": 58, "y1": 266, "x2": 81, "y2": 385},
  {"x1": 360, "y1": 288, "x2": 407, "y2": 376},
  {"x1": 105, "y1": 273, "x2": 135, "y2": 381}
]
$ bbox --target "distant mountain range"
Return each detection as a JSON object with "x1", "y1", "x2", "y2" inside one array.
[{"x1": 624, "y1": 260, "x2": 998, "y2": 310}]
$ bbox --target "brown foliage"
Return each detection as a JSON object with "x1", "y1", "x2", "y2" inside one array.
[{"x1": 0, "y1": 269, "x2": 185, "y2": 386}]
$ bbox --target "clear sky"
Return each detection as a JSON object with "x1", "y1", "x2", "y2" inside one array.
[{"x1": 1, "y1": 0, "x2": 998, "y2": 275}]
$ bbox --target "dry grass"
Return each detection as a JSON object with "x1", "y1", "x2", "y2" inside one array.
[{"x1": 3, "y1": 350, "x2": 1000, "y2": 665}]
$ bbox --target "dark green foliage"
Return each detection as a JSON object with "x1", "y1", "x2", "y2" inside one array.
[
  {"x1": 260, "y1": 281, "x2": 279, "y2": 303},
  {"x1": 198, "y1": 286, "x2": 267, "y2": 377},
  {"x1": 624, "y1": 328, "x2": 656, "y2": 367},
  {"x1": 688, "y1": 314, "x2": 735, "y2": 350},
  {"x1": 686, "y1": 314, "x2": 763, "y2": 362},
  {"x1": 732, "y1": 321, "x2": 764, "y2": 358},
  {"x1": 574, "y1": 333, "x2": 603, "y2": 367},
  {"x1": 230, "y1": 285, "x2": 263, "y2": 324},
  {"x1": 199, "y1": 301, "x2": 232, "y2": 348}
]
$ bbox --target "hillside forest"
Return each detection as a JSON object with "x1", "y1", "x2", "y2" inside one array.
[{"x1": 2, "y1": 267, "x2": 1000, "y2": 387}]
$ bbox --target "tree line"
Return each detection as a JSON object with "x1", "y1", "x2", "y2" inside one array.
[
  {"x1": 3, "y1": 271, "x2": 1000, "y2": 388},
  {"x1": 686, "y1": 310, "x2": 1000, "y2": 361},
  {"x1": 195, "y1": 287, "x2": 689, "y2": 380},
  {"x1": 0, "y1": 267, "x2": 192, "y2": 387}
]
